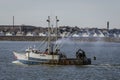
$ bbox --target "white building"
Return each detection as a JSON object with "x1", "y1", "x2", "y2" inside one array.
[
  {"x1": 72, "y1": 33, "x2": 80, "y2": 37},
  {"x1": 51, "y1": 33, "x2": 56, "y2": 37},
  {"x1": 16, "y1": 31, "x2": 24, "y2": 36},
  {"x1": 98, "y1": 30, "x2": 105, "y2": 37},
  {"x1": 60, "y1": 32, "x2": 70, "y2": 37},
  {"x1": 93, "y1": 33, "x2": 98, "y2": 37},
  {"x1": 98, "y1": 33, "x2": 105, "y2": 37},
  {"x1": 26, "y1": 32, "x2": 33, "y2": 36},
  {"x1": 113, "y1": 33, "x2": 120, "y2": 38},
  {"x1": 82, "y1": 33, "x2": 89, "y2": 37},
  {"x1": 5, "y1": 32, "x2": 15, "y2": 36},
  {"x1": 119, "y1": 34, "x2": 120, "y2": 37},
  {"x1": 102, "y1": 31, "x2": 109, "y2": 37},
  {"x1": 39, "y1": 33, "x2": 46, "y2": 36}
]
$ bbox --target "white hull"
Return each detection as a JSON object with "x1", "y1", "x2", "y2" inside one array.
[{"x1": 13, "y1": 51, "x2": 60, "y2": 64}]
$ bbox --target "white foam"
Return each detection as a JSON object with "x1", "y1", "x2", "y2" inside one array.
[{"x1": 12, "y1": 60, "x2": 24, "y2": 65}]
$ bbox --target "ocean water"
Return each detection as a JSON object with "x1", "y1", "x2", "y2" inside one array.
[{"x1": 0, "y1": 41, "x2": 120, "y2": 80}]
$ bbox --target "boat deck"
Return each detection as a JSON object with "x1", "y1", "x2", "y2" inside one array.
[{"x1": 42, "y1": 58, "x2": 91, "y2": 65}]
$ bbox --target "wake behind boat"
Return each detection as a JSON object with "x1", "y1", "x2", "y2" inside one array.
[{"x1": 13, "y1": 16, "x2": 91, "y2": 65}]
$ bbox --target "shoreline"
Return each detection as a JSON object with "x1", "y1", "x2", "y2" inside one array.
[{"x1": 0, "y1": 36, "x2": 120, "y2": 42}]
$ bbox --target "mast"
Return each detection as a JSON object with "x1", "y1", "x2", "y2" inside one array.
[
  {"x1": 55, "y1": 16, "x2": 59, "y2": 51},
  {"x1": 55, "y1": 16, "x2": 59, "y2": 41},
  {"x1": 47, "y1": 16, "x2": 51, "y2": 54}
]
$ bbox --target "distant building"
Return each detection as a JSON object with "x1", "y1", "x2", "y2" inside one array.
[
  {"x1": 5, "y1": 32, "x2": 15, "y2": 36},
  {"x1": 51, "y1": 33, "x2": 56, "y2": 37},
  {"x1": 0, "y1": 25, "x2": 120, "y2": 38},
  {"x1": 0, "y1": 25, "x2": 37, "y2": 32},
  {"x1": 16, "y1": 31, "x2": 24, "y2": 36},
  {"x1": 102, "y1": 29, "x2": 109, "y2": 37},
  {"x1": 60, "y1": 32, "x2": 70, "y2": 37},
  {"x1": 72, "y1": 33, "x2": 79, "y2": 37},
  {"x1": 82, "y1": 33, "x2": 89, "y2": 37},
  {"x1": 113, "y1": 33, "x2": 117, "y2": 38},
  {"x1": 26, "y1": 32, "x2": 34, "y2": 36},
  {"x1": 0, "y1": 31, "x2": 5, "y2": 36},
  {"x1": 39, "y1": 33, "x2": 46, "y2": 36},
  {"x1": 98, "y1": 33, "x2": 105, "y2": 37},
  {"x1": 93, "y1": 33, "x2": 98, "y2": 37},
  {"x1": 119, "y1": 34, "x2": 120, "y2": 37}
]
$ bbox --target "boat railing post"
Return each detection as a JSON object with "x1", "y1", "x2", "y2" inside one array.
[{"x1": 27, "y1": 52, "x2": 29, "y2": 60}]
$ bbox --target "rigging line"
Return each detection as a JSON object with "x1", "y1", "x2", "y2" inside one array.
[
  {"x1": 54, "y1": 40, "x2": 63, "y2": 50},
  {"x1": 36, "y1": 35, "x2": 48, "y2": 48},
  {"x1": 39, "y1": 36, "x2": 47, "y2": 44},
  {"x1": 34, "y1": 36, "x2": 49, "y2": 49},
  {"x1": 54, "y1": 43, "x2": 59, "y2": 51},
  {"x1": 54, "y1": 39, "x2": 65, "y2": 51},
  {"x1": 52, "y1": 41, "x2": 58, "y2": 51},
  {"x1": 53, "y1": 39, "x2": 61, "y2": 51},
  {"x1": 19, "y1": 41, "x2": 33, "y2": 51},
  {"x1": 56, "y1": 33, "x2": 72, "y2": 50},
  {"x1": 37, "y1": 37, "x2": 48, "y2": 49},
  {"x1": 39, "y1": 36, "x2": 47, "y2": 45},
  {"x1": 69, "y1": 36, "x2": 78, "y2": 53},
  {"x1": 56, "y1": 43, "x2": 63, "y2": 49}
]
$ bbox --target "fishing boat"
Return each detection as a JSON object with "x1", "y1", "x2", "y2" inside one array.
[{"x1": 13, "y1": 16, "x2": 91, "y2": 65}]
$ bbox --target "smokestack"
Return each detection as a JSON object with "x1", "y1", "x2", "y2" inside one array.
[
  {"x1": 13, "y1": 16, "x2": 14, "y2": 29},
  {"x1": 107, "y1": 21, "x2": 109, "y2": 30}
]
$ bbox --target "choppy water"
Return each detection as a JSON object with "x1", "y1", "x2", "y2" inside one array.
[{"x1": 0, "y1": 41, "x2": 120, "y2": 80}]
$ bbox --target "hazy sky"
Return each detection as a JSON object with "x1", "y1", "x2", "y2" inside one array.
[{"x1": 0, "y1": 0, "x2": 120, "y2": 29}]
